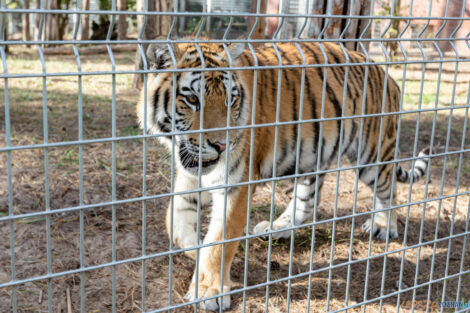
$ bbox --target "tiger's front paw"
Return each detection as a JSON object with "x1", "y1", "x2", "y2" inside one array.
[
  {"x1": 361, "y1": 218, "x2": 398, "y2": 241},
  {"x1": 253, "y1": 220, "x2": 291, "y2": 239},
  {"x1": 184, "y1": 273, "x2": 231, "y2": 311}
]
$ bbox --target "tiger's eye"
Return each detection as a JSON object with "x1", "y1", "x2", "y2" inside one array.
[{"x1": 187, "y1": 95, "x2": 198, "y2": 104}]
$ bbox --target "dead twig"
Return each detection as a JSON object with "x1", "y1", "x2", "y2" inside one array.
[
  {"x1": 38, "y1": 289, "x2": 43, "y2": 304},
  {"x1": 66, "y1": 288, "x2": 72, "y2": 313}
]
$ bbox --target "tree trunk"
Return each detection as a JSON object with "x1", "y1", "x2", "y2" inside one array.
[
  {"x1": 1, "y1": 14, "x2": 8, "y2": 53},
  {"x1": 35, "y1": 0, "x2": 40, "y2": 39},
  {"x1": 80, "y1": 0, "x2": 90, "y2": 40},
  {"x1": 57, "y1": 0, "x2": 71, "y2": 41},
  {"x1": 344, "y1": 0, "x2": 362, "y2": 51},
  {"x1": 357, "y1": 0, "x2": 372, "y2": 52},
  {"x1": 133, "y1": 0, "x2": 172, "y2": 90},
  {"x1": 117, "y1": 0, "x2": 127, "y2": 40},
  {"x1": 22, "y1": 0, "x2": 31, "y2": 46},
  {"x1": 44, "y1": 0, "x2": 59, "y2": 41},
  {"x1": 248, "y1": 0, "x2": 267, "y2": 43},
  {"x1": 324, "y1": 0, "x2": 344, "y2": 39}
]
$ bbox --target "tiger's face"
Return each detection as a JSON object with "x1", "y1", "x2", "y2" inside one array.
[{"x1": 138, "y1": 41, "x2": 248, "y2": 175}]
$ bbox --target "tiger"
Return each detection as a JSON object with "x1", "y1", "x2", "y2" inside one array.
[{"x1": 137, "y1": 40, "x2": 429, "y2": 311}]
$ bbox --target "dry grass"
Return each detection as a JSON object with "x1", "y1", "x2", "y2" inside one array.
[{"x1": 0, "y1": 45, "x2": 469, "y2": 313}]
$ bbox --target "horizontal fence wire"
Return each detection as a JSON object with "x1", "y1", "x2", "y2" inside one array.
[{"x1": 1, "y1": 0, "x2": 469, "y2": 312}]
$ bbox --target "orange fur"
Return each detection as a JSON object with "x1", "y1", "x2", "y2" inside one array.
[{"x1": 137, "y1": 40, "x2": 426, "y2": 310}]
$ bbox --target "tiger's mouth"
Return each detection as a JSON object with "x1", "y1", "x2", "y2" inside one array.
[{"x1": 178, "y1": 143, "x2": 220, "y2": 169}]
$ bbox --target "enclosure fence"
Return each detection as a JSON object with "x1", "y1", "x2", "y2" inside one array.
[{"x1": 0, "y1": 0, "x2": 469, "y2": 312}]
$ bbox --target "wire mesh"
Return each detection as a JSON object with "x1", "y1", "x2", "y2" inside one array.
[{"x1": 0, "y1": 0, "x2": 469, "y2": 312}]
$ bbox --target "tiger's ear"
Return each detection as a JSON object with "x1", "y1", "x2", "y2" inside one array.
[
  {"x1": 146, "y1": 43, "x2": 180, "y2": 69},
  {"x1": 227, "y1": 42, "x2": 245, "y2": 61}
]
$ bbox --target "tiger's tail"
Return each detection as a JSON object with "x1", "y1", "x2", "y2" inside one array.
[{"x1": 396, "y1": 147, "x2": 430, "y2": 183}]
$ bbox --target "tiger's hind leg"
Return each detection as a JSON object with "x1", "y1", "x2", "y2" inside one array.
[
  {"x1": 358, "y1": 162, "x2": 398, "y2": 240},
  {"x1": 253, "y1": 175, "x2": 325, "y2": 239}
]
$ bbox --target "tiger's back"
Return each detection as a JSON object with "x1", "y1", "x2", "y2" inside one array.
[{"x1": 235, "y1": 42, "x2": 401, "y2": 182}]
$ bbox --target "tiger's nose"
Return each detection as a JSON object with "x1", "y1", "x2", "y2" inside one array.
[{"x1": 208, "y1": 140, "x2": 226, "y2": 153}]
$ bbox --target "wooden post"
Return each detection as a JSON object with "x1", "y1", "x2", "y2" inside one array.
[
  {"x1": 80, "y1": 0, "x2": 90, "y2": 40},
  {"x1": 22, "y1": 0, "x2": 31, "y2": 46},
  {"x1": 117, "y1": 0, "x2": 127, "y2": 40}
]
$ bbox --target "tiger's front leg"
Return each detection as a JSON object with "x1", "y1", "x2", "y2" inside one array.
[
  {"x1": 166, "y1": 171, "x2": 211, "y2": 259},
  {"x1": 185, "y1": 185, "x2": 248, "y2": 311}
]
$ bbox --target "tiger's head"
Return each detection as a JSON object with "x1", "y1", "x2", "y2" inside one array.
[{"x1": 137, "y1": 41, "x2": 249, "y2": 175}]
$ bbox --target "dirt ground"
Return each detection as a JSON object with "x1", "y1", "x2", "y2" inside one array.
[{"x1": 0, "y1": 45, "x2": 469, "y2": 313}]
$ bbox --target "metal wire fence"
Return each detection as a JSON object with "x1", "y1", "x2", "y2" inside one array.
[{"x1": 0, "y1": 0, "x2": 469, "y2": 312}]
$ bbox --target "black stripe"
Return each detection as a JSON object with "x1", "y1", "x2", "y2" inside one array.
[
  {"x1": 303, "y1": 46, "x2": 320, "y2": 155},
  {"x1": 382, "y1": 142, "x2": 396, "y2": 162},
  {"x1": 292, "y1": 77, "x2": 298, "y2": 162},
  {"x1": 162, "y1": 93, "x2": 173, "y2": 130},
  {"x1": 190, "y1": 77, "x2": 200, "y2": 87},
  {"x1": 303, "y1": 44, "x2": 324, "y2": 83},
  {"x1": 202, "y1": 55, "x2": 222, "y2": 66},
  {"x1": 237, "y1": 85, "x2": 246, "y2": 121},
  {"x1": 343, "y1": 121, "x2": 358, "y2": 154},
  {"x1": 182, "y1": 195, "x2": 198, "y2": 206},
  {"x1": 376, "y1": 169, "x2": 391, "y2": 190},
  {"x1": 152, "y1": 88, "x2": 160, "y2": 116},
  {"x1": 327, "y1": 49, "x2": 353, "y2": 99},
  {"x1": 325, "y1": 84, "x2": 342, "y2": 165},
  {"x1": 157, "y1": 121, "x2": 171, "y2": 133},
  {"x1": 276, "y1": 140, "x2": 287, "y2": 175},
  {"x1": 179, "y1": 207, "x2": 197, "y2": 212},
  {"x1": 415, "y1": 166, "x2": 425, "y2": 178},
  {"x1": 229, "y1": 154, "x2": 243, "y2": 175},
  {"x1": 396, "y1": 167, "x2": 409, "y2": 182},
  {"x1": 240, "y1": 53, "x2": 253, "y2": 67}
]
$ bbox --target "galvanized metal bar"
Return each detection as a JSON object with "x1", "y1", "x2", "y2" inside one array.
[
  {"x1": 405, "y1": 3, "x2": 434, "y2": 311},
  {"x1": 0, "y1": 6, "x2": 16, "y2": 310},
  {"x1": 454, "y1": 83, "x2": 470, "y2": 305},
  {"x1": 106, "y1": 3, "x2": 118, "y2": 309},
  {"x1": 137, "y1": 0, "x2": 149, "y2": 309},
  {"x1": 285, "y1": 2, "x2": 309, "y2": 311},
  {"x1": 192, "y1": 14, "x2": 206, "y2": 312},
  {"x1": 3, "y1": 56, "x2": 470, "y2": 79},
  {"x1": 167, "y1": 10, "x2": 179, "y2": 311},
  {"x1": 2, "y1": 34, "x2": 470, "y2": 47},
  {"x1": 423, "y1": 2, "x2": 452, "y2": 311},
  {"x1": 305, "y1": 15, "x2": 331, "y2": 313},
  {"x1": 241, "y1": 1, "x2": 261, "y2": 310},
  {"x1": 2, "y1": 7, "x2": 470, "y2": 21},
  {"x1": 439, "y1": 1, "x2": 467, "y2": 308},
  {"x1": 344, "y1": 0, "x2": 374, "y2": 308},
  {"x1": 35, "y1": 6, "x2": 54, "y2": 309},
  {"x1": 395, "y1": 1, "x2": 416, "y2": 310},
  {"x1": 376, "y1": 1, "x2": 399, "y2": 311},
  {"x1": 264, "y1": 5, "x2": 286, "y2": 310},
  {"x1": 70, "y1": 0, "x2": 85, "y2": 310}
]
